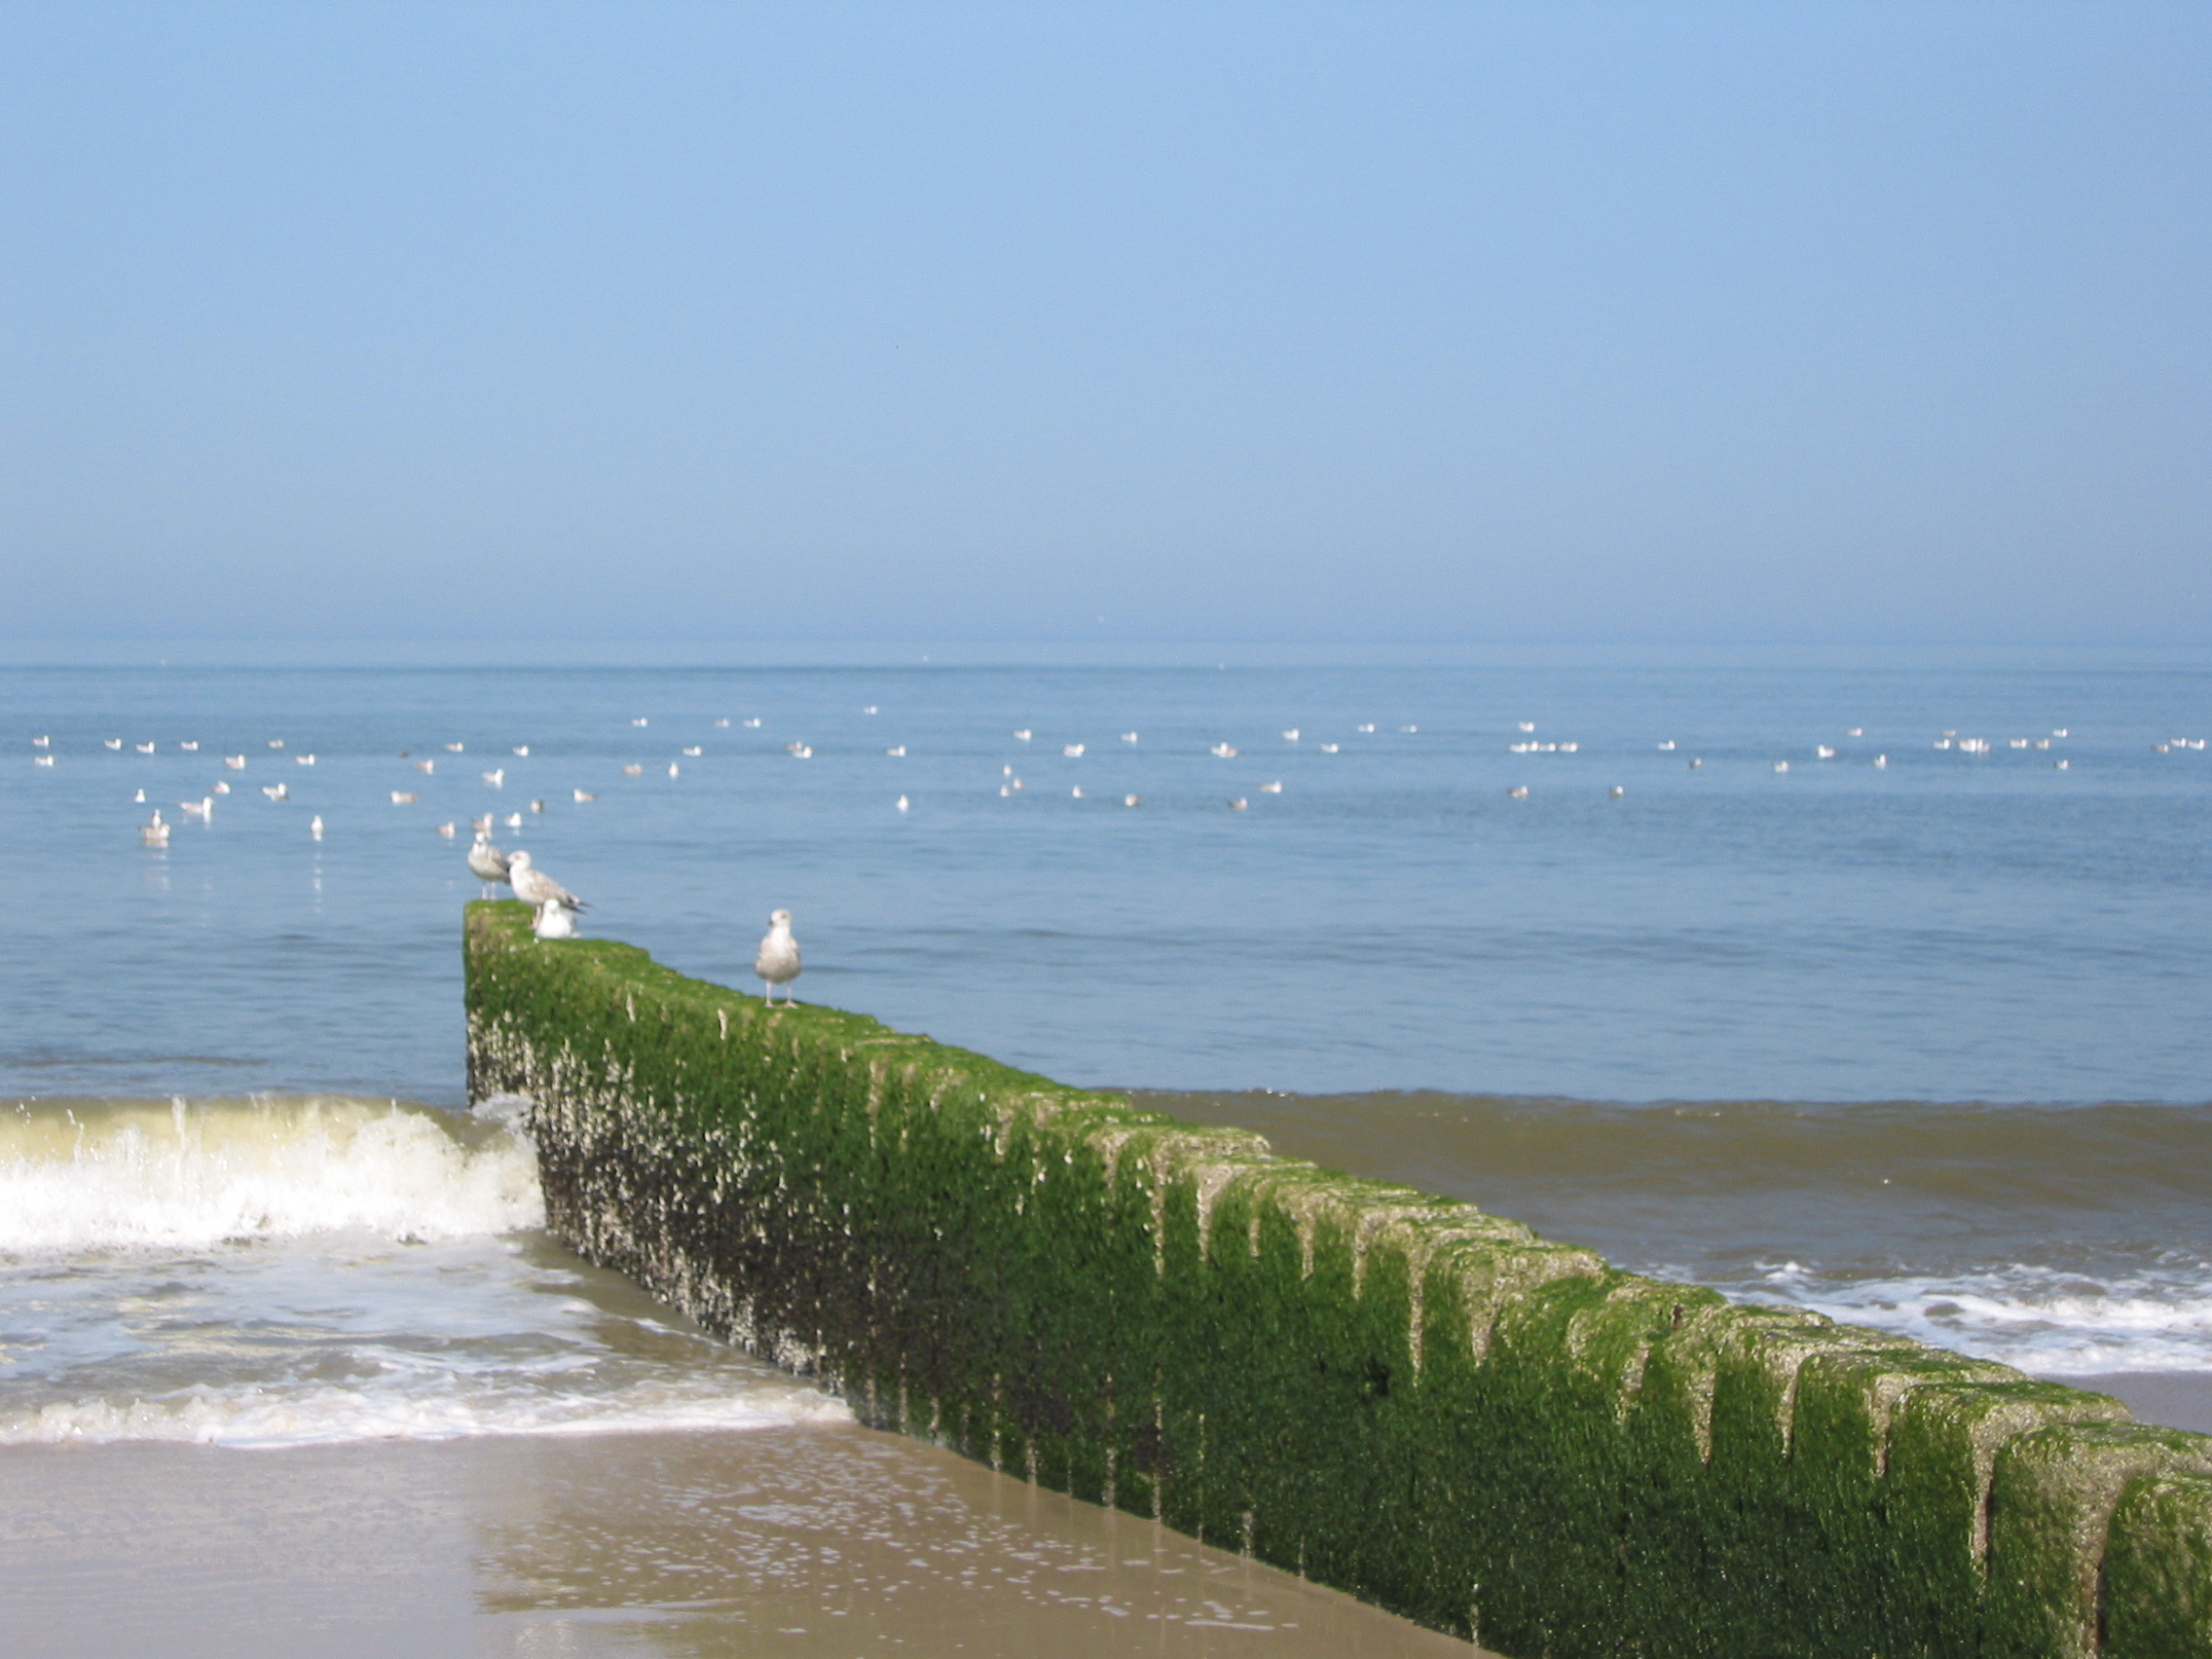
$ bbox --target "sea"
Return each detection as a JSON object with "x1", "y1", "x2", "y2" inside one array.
[{"x1": 1, "y1": 653, "x2": 2207, "y2": 1653}]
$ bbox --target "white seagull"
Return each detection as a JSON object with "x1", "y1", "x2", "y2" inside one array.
[
  {"x1": 141, "y1": 810, "x2": 169, "y2": 846},
  {"x1": 533, "y1": 899, "x2": 578, "y2": 940},
  {"x1": 508, "y1": 850, "x2": 585, "y2": 911},
  {"x1": 468, "y1": 833, "x2": 511, "y2": 899},
  {"x1": 756, "y1": 909, "x2": 801, "y2": 1006}
]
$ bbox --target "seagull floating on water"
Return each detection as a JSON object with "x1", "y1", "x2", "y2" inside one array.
[
  {"x1": 504, "y1": 811, "x2": 523, "y2": 829},
  {"x1": 1657, "y1": 740, "x2": 1676, "y2": 751},
  {"x1": 1282, "y1": 729, "x2": 1300, "y2": 742},
  {"x1": 437, "y1": 822, "x2": 456, "y2": 838},
  {"x1": 622, "y1": 762, "x2": 643, "y2": 775},
  {"x1": 1508, "y1": 785, "x2": 1529, "y2": 798},
  {"x1": 573, "y1": 789, "x2": 596, "y2": 803},
  {"x1": 1261, "y1": 781, "x2": 1282, "y2": 793},
  {"x1": 263, "y1": 783, "x2": 289, "y2": 800},
  {"x1": 311, "y1": 815, "x2": 324, "y2": 839},
  {"x1": 391, "y1": 791, "x2": 417, "y2": 805},
  {"x1": 104, "y1": 739, "x2": 123, "y2": 750},
  {"x1": 742, "y1": 718, "x2": 760, "y2": 728},
  {"x1": 513, "y1": 746, "x2": 530, "y2": 756},
  {"x1": 896, "y1": 794, "x2": 909, "y2": 811},
  {"x1": 756, "y1": 909, "x2": 801, "y2": 1005},
  {"x1": 632, "y1": 719, "x2": 648, "y2": 727},
  {"x1": 508, "y1": 850, "x2": 585, "y2": 912},
  {"x1": 1014, "y1": 729, "x2": 1032, "y2": 741},
  {"x1": 1124, "y1": 793, "x2": 1140, "y2": 807},
  {"x1": 1121, "y1": 732, "x2": 1138, "y2": 744},
  {"x1": 135, "y1": 742, "x2": 155, "y2": 754},
  {"x1": 484, "y1": 768, "x2": 505, "y2": 787},
  {"x1": 213, "y1": 781, "x2": 230, "y2": 794},
  {"x1": 415, "y1": 759, "x2": 434, "y2": 773},
  {"x1": 1319, "y1": 742, "x2": 1340, "y2": 754},
  {"x1": 34, "y1": 754, "x2": 55, "y2": 768},
  {"x1": 133, "y1": 788, "x2": 145, "y2": 802},
  {"x1": 141, "y1": 810, "x2": 169, "y2": 846},
  {"x1": 715, "y1": 719, "x2": 730, "y2": 727},
  {"x1": 446, "y1": 742, "x2": 464, "y2": 752},
  {"x1": 180, "y1": 741, "x2": 198, "y2": 752},
  {"x1": 682, "y1": 746, "x2": 701, "y2": 756},
  {"x1": 1229, "y1": 797, "x2": 1248, "y2": 811},
  {"x1": 530, "y1": 798, "x2": 545, "y2": 813},
  {"x1": 669, "y1": 762, "x2": 681, "y2": 778},
  {"x1": 1609, "y1": 786, "x2": 1625, "y2": 798},
  {"x1": 886, "y1": 746, "x2": 906, "y2": 756},
  {"x1": 180, "y1": 796, "x2": 212, "y2": 821},
  {"x1": 1063, "y1": 744, "x2": 1085, "y2": 757},
  {"x1": 1210, "y1": 743, "x2": 1237, "y2": 758},
  {"x1": 225, "y1": 755, "x2": 245, "y2": 770}
]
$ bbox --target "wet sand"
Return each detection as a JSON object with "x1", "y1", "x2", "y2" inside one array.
[{"x1": 0, "y1": 1424, "x2": 1487, "y2": 1658}]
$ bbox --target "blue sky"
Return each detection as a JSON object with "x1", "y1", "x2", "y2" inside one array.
[{"x1": 2, "y1": 4, "x2": 2205, "y2": 649}]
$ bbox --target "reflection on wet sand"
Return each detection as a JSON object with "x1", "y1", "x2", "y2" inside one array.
[{"x1": 1, "y1": 1426, "x2": 1487, "y2": 1658}]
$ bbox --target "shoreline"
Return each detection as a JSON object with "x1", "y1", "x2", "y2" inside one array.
[{"x1": 0, "y1": 1425, "x2": 1491, "y2": 1658}]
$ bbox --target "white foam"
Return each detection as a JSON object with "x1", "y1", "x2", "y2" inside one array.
[
  {"x1": 0, "y1": 1373, "x2": 852, "y2": 1449},
  {"x1": 0, "y1": 1096, "x2": 543, "y2": 1252},
  {"x1": 1739, "y1": 1258, "x2": 2212, "y2": 1376}
]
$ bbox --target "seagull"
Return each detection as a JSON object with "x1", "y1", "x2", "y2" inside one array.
[
  {"x1": 1319, "y1": 742, "x2": 1340, "y2": 754},
  {"x1": 225, "y1": 755, "x2": 246, "y2": 769},
  {"x1": 572, "y1": 790, "x2": 595, "y2": 803},
  {"x1": 631, "y1": 719, "x2": 647, "y2": 727},
  {"x1": 212, "y1": 781, "x2": 230, "y2": 794},
  {"x1": 896, "y1": 794, "x2": 909, "y2": 811},
  {"x1": 1229, "y1": 797, "x2": 1248, "y2": 810},
  {"x1": 1508, "y1": 785, "x2": 1529, "y2": 798},
  {"x1": 1063, "y1": 744, "x2": 1085, "y2": 757},
  {"x1": 715, "y1": 719, "x2": 731, "y2": 727},
  {"x1": 756, "y1": 909, "x2": 801, "y2": 1005},
  {"x1": 504, "y1": 812, "x2": 522, "y2": 829},
  {"x1": 507, "y1": 850, "x2": 585, "y2": 911},
  {"x1": 141, "y1": 810, "x2": 169, "y2": 846},
  {"x1": 1874, "y1": 755, "x2": 1889, "y2": 768},
  {"x1": 472, "y1": 814, "x2": 493, "y2": 833},
  {"x1": 483, "y1": 768, "x2": 505, "y2": 787},
  {"x1": 1071, "y1": 786, "x2": 1084, "y2": 798},
  {"x1": 311, "y1": 815, "x2": 324, "y2": 839},
  {"x1": 437, "y1": 822, "x2": 456, "y2": 838},
  {"x1": 268, "y1": 739, "x2": 284, "y2": 749},
  {"x1": 263, "y1": 783, "x2": 289, "y2": 800},
  {"x1": 1014, "y1": 729, "x2": 1033, "y2": 741},
  {"x1": 1816, "y1": 746, "x2": 1836, "y2": 759},
  {"x1": 1260, "y1": 781, "x2": 1282, "y2": 793},
  {"x1": 1609, "y1": 786, "x2": 1625, "y2": 798},
  {"x1": 446, "y1": 742, "x2": 465, "y2": 752},
  {"x1": 742, "y1": 718, "x2": 760, "y2": 728},
  {"x1": 31, "y1": 735, "x2": 49, "y2": 748},
  {"x1": 179, "y1": 741, "x2": 199, "y2": 752},
  {"x1": 682, "y1": 746, "x2": 701, "y2": 756},
  {"x1": 104, "y1": 738, "x2": 122, "y2": 750},
  {"x1": 34, "y1": 755, "x2": 55, "y2": 768},
  {"x1": 1283, "y1": 729, "x2": 1300, "y2": 742},
  {"x1": 886, "y1": 746, "x2": 906, "y2": 756},
  {"x1": 622, "y1": 763, "x2": 643, "y2": 775},
  {"x1": 534, "y1": 898, "x2": 578, "y2": 940},
  {"x1": 1123, "y1": 793, "x2": 1140, "y2": 807},
  {"x1": 1518, "y1": 722, "x2": 1535, "y2": 733},
  {"x1": 1689, "y1": 757, "x2": 1703, "y2": 769},
  {"x1": 513, "y1": 746, "x2": 530, "y2": 756},
  {"x1": 530, "y1": 798, "x2": 545, "y2": 813},
  {"x1": 1657, "y1": 740, "x2": 1676, "y2": 751},
  {"x1": 391, "y1": 791, "x2": 417, "y2": 804},
  {"x1": 415, "y1": 759, "x2": 434, "y2": 773},
  {"x1": 1357, "y1": 723, "x2": 1376, "y2": 733},
  {"x1": 135, "y1": 742, "x2": 155, "y2": 754},
  {"x1": 296, "y1": 754, "x2": 316, "y2": 765},
  {"x1": 1120, "y1": 732, "x2": 1138, "y2": 744},
  {"x1": 1846, "y1": 727, "x2": 1863, "y2": 738},
  {"x1": 179, "y1": 796, "x2": 212, "y2": 821},
  {"x1": 1773, "y1": 761, "x2": 1789, "y2": 773},
  {"x1": 862, "y1": 705, "x2": 877, "y2": 715},
  {"x1": 668, "y1": 762, "x2": 680, "y2": 778},
  {"x1": 1210, "y1": 743, "x2": 1237, "y2": 758}
]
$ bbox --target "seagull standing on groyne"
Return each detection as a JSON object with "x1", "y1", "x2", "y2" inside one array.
[
  {"x1": 533, "y1": 899, "x2": 578, "y2": 940},
  {"x1": 756, "y1": 909, "x2": 801, "y2": 1006},
  {"x1": 467, "y1": 831, "x2": 512, "y2": 900},
  {"x1": 507, "y1": 850, "x2": 585, "y2": 912}
]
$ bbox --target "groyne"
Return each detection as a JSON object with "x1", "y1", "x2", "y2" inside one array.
[{"x1": 463, "y1": 902, "x2": 2212, "y2": 1657}]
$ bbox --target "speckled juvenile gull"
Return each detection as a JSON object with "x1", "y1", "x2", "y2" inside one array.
[
  {"x1": 467, "y1": 832, "x2": 512, "y2": 900},
  {"x1": 507, "y1": 850, "x2": 585, "y2": 911}
]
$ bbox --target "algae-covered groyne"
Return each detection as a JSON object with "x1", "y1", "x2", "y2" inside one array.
[{"x1": 463, "y1": 903, "x2": 2212, "y2": 1657}]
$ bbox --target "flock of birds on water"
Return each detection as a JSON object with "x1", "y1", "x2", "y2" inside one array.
[{"x1": 19, "y1": 711, "x2": 2206, "y2": 982}]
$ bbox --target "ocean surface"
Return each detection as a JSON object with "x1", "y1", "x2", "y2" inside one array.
[{"x1": 2, "y1": 658, "x2": 2208, "y2": 1464}]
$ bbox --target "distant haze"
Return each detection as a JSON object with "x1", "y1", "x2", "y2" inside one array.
[{"x1": 2, "y1": 4, "x2": 2205, "y2": 648}]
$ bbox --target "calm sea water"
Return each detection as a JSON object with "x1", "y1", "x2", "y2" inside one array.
[{"x1": 2, "y1": 658, "x2": 2208, "y2": 1455}]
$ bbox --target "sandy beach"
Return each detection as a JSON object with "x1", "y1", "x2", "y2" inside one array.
[{"x1": 0, "y1": 1424, "x2": 1489, "y2": 1658}]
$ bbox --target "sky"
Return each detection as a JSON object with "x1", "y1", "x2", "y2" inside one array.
[{"x1": 1, "y1": 3, "x2": 2206, "y2": 651}]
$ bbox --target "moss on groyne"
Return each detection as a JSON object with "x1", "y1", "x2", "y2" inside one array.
[{"x1": 463, "y1": 902, "x2": 2212, "y2": 1657}]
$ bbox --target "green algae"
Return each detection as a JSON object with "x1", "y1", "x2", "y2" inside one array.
[{"x1": 463, "y1": 902, "x2": 2212, "y2": 1656}]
